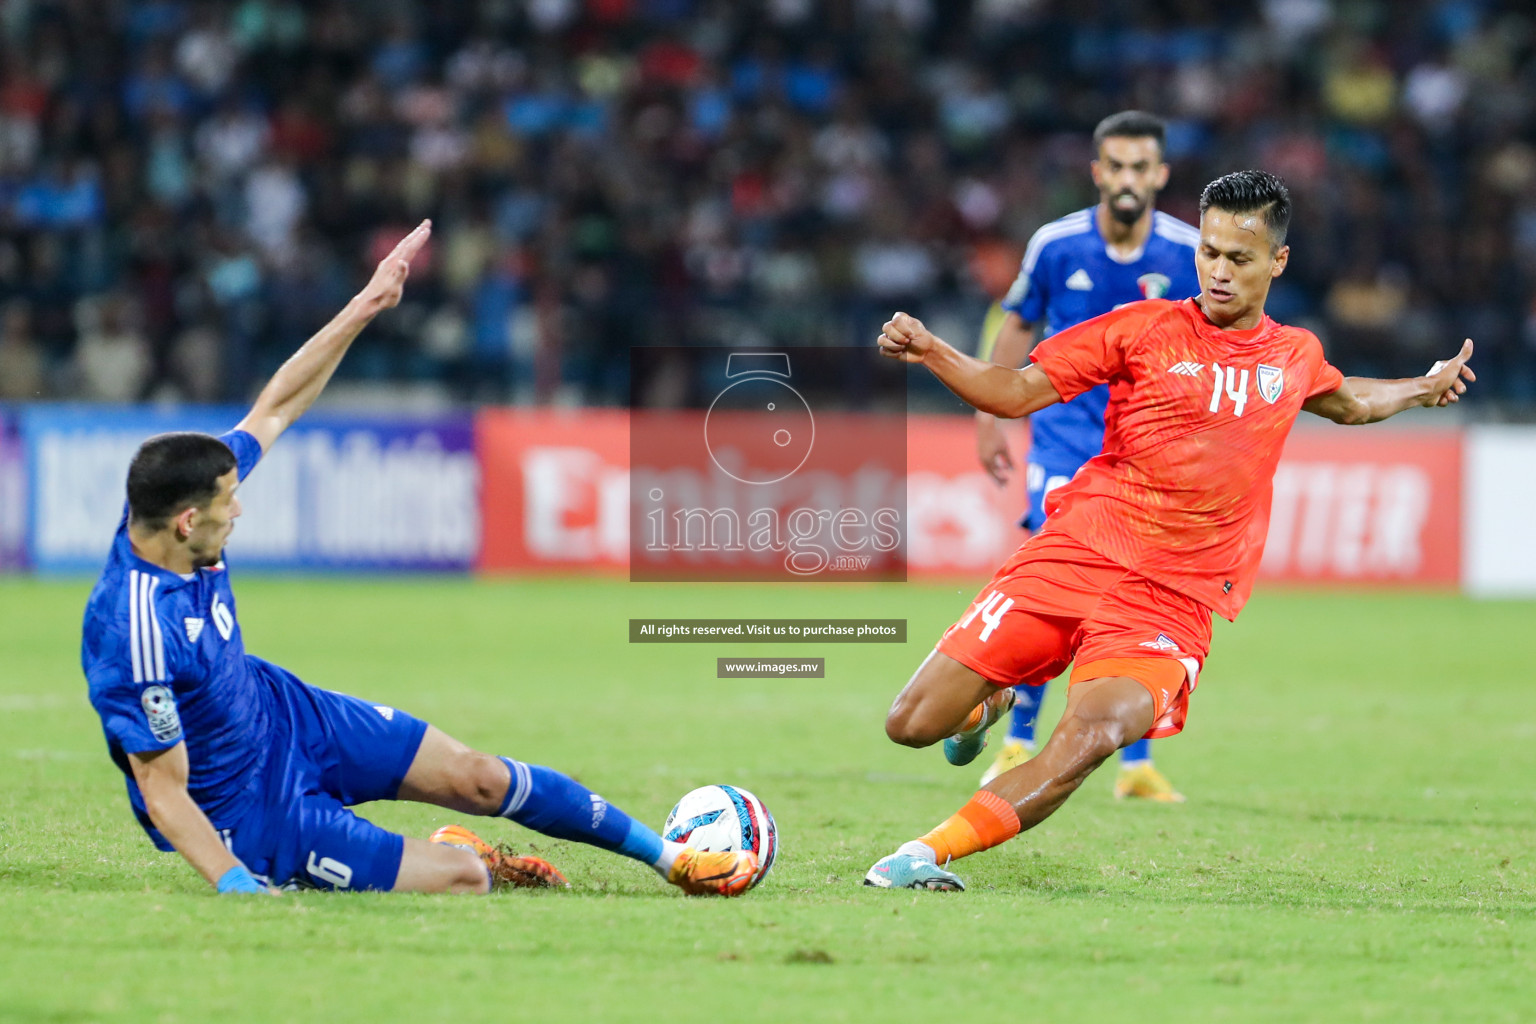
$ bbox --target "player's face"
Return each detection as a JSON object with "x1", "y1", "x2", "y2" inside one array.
[
  {"x1": 183, "y1": 469, "x2": 241, "y2": 568},
  {"x1": 1195, "y1": 207, "x2": 1289, "y2": 329},
  {"x1": 1091, "y1": 136, "x2": 1169, "y2": 225}
]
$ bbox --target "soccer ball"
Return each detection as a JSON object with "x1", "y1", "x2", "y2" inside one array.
[{"x1": 663, "y1": 784, "x2": 778, "y2": 890}]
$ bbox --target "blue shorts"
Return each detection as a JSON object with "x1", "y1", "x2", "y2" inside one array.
[
  {"x1": 1021, "y1": 458, "x2": 1085, "y2": 532},
  {"x1": 227, "y1": 684, "x2": 429, "y2": 892}
]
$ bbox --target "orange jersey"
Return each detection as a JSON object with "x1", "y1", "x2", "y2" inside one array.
[{"x1": 1028, "y1": 298, "x2": 1345, "y2": 620}]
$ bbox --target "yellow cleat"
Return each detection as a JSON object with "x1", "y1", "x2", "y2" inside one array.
[
  {"x1": 1113, "y1": 763, "x2": 1186, "y2": 803},
  {"x1": 667, "y1": 847, "x2": 759, "y2": 897},
  {"x1": 978, "y1": 740, "x2": 1035, "y2": 786},
  {"x1": 429, "y1": 824, "x2": 569, "y2": 889}
]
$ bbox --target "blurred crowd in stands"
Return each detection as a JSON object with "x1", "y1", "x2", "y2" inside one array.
[{"x1": 2, "y1": 0, "x2": 1535, "y2": 407}]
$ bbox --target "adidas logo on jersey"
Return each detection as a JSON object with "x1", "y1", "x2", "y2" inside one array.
[
  {"x1": 1139, "y1": 633, "x2": 1180, "y2": 651},
  {"x1": 1167, "y1": 361, "x2": 1204, "y2": 376},
  {"x1": 1065, "y1": 268, "x2": 1094, "y2": 291},
  {"x1": 183, "y1": 618, "x2": 205, "y2": 643}
]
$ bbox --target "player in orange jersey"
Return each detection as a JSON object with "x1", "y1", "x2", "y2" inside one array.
[{"x1": 863, "y1": 170, "x2": 1475, "y2": 891}]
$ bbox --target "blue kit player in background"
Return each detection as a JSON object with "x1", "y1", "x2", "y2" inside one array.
[
  {"x1": 81, "y1": 222, "x2": 758, "y2": 897},
  {"x1": 971, "y1": 111, "x2": 1200, "y2": 800}
]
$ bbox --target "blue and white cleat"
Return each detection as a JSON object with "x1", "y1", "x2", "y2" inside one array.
[
  {"x1": 943, "y1": 730, "x2": 988, "y2": 768},
  {"x1": 862, "y1": 852, "x2": 966, "y2": 891},
  {"x1": 943, "y1": 689, "x2": 1016, "y2": 767}
]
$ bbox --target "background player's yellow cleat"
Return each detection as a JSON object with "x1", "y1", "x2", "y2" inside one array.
[
  {"x1": 667, "y1": 847, "x2": 759, "y2": 896},
  {"x1": 1113, "y1": 763, "x2": 1186, "y2": 803},
  {"x1": 428, "y1": 824, "x2": 570, "y2": 888},
  {"x1": 978, "y1": 740, "x2": 1035, "y2": 786}
]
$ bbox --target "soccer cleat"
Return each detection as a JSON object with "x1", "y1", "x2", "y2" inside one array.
[
  {"x1": 428, "y1": 824, "x2": 569, "y2": 889},
  {"x1": 667, "y1": 847, "x2": 759, "y2": 897},
  {"x1": 862, "y1": 852, "x2": 965, "y2": 891},
  {"x1": 943, "y1": 688, "x2": 1017, "y2": 767},
  {"x1": 1113, "y1": 763, "x2": 1187, "y2": 803},
  {"x1": 978, "y1": 740, "x2": 1035, "y2": 786}
]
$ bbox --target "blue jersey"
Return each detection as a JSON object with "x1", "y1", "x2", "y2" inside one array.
[
  {"x1": 1002, "y1": 207, "x2": 1201, "y2": 467},
  {"x1": 83, "y1": 430, "x2": 283, "y2": 849},
  {"x1": 81, "y1": 427, "x2": 429, "y2": 889}
]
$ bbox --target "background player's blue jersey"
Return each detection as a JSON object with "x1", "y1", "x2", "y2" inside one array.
[
  {"x1": 82, "y1": 430, "x2": 281, "y2": 849},
  {"x1": 1002, "y1": 207, "x2": 1201, "y2": 482}
]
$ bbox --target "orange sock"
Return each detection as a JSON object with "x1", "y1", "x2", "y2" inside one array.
[
  {"x1": 956, "y1": 689, "x2": 1009, "y2": 734},
  {"x1": 915, "y1": 790, "x2": 1021, "y2": 865},
  {"x1": 957, "y1": 702, "x2": 987, "y2": 733}
]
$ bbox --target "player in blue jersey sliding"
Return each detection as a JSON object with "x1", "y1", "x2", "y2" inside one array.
[
  {"x1": 969, "y1": 111, "x2": 1199, "y2": 800},
  {"x1": 81, "y1": 221, "x2": 758, "y2": 897}
]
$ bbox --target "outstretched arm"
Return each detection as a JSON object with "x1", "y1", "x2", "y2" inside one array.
[
  {"x1": 234, "y1": 221, "x2": 432, "y2": 452},
  {"x1": 1304, "y1": 339, "x2": 1475, "y2": 425},
  {"x1": 879, "y1": 312, "x2": 1062, "y2": 419}
]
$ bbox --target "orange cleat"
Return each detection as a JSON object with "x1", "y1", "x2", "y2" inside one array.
[
  {"x1": 429, "y1": 824, "x2": 569, "y2": 889},
  {"x1": 667, "y1": 847, "x2": 760, "y2": 897}
]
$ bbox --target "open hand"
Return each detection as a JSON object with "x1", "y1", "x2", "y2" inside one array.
[
  {"x1": 877, "y1": 312, "x2": 939, "y2": 364},
  {"x1": 1424, "y1": 339, "x2": 1475, "y2": 407},
  {"x1": 357, "y1": 220, "x2": 432, "y2": 314}
]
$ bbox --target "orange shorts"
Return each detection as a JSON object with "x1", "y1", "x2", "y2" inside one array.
[{"x1": 935, "y1": 530, "x2": 1212, "y2": 739}]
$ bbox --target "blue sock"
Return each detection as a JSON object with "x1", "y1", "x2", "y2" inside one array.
[
  {"x1": 1007, "y1": 683, "x2": 1046, "y2": 745},
  {"x1": 497, "y1": 757, "x2": 664, "y2": 867},
  {"x1": 1121, "y1": 738, "x2": 1151, "y2": 764}
]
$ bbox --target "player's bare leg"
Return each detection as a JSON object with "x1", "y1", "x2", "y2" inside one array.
[
  {"x1": 866, "y1": 674, "x2": 1152, "y2": 891},
  {"x1": 398, "y1": 725, "x2": 755, "y2": 895},
  {"x1": 392, "y1": 837, "x2": 494, "y2": 894},
  {"x1": 984, "y1": 675, "x2": 1154, "y2": 830},
  {"x1": 397, "y1": 726, "x2": 513, "y2": 813},
  {"x1": 885, "y1": 650, "x2": 1014, "y2": 749}
]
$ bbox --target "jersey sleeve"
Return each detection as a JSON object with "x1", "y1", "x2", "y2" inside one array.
[
  {"x1": 87, "y1": 660, "x2": 183, "y2": 754},
  {"x1": 1000, "y1": 231, "x2": 1052, "y2": 323},
  {"x1": 218, "y1": 429, "x2": 263, "y2": 482},
  {"x1": 1028, "y1": 305, "x2": 1138, "y2": 402},
  {"x1": 85, "y1": 578, "x2": 184, "y2": 754},
  {"x1": 1308, "y1": 358, "x2": 1346, "y2": 398}
]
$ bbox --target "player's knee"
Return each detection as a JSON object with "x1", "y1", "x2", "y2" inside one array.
[
  {"x1": 884, "y1": 706, "x2": 939, "y2": 748},
  {"x1": 470, "y1": 754, "x2": 511, "y2": 811},
  {"x1": 1055, "y1": 709, "x2": 1130, "y2": 767},
  {"x1": 452, "y1": 751, "x2": 511, "y2": 813},
  {"x1": 447, "y1": 847, "x2": 491, "y2": 895}
]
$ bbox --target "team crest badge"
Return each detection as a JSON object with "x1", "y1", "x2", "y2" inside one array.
[
  {"x1": 1137, "y1": 273, "x2": 1172, "y2": 300},
  {"x1": 1257, "y1": 364, "x2": 1284, "y2": 404}
]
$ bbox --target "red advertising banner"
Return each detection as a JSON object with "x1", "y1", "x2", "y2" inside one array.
[
  {"x1": 903, "y1": 417, "x2": 1021, "y2": 576},
  {"x1": 476, "y1": 410, "x2": 1007, "y2": 575},
  {"x1": 476, "y1": 410, "x2": 1461, "y2": 586},
  {"x1": 627, "y1": 347, "x2": 908, "y2": 582},
  {"x1": 477, "y1": 409, "x2": 629, "y2": 571},
  {"x1": 1259, "y1": 427, "x2": 1461, "y2": 585}
]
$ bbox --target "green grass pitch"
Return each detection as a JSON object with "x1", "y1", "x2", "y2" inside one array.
[{"x1": 1, "y1": 576, "x2": 1533, "y2": 1022}]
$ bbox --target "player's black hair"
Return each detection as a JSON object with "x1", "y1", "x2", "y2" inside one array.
[
  {"x1": 1092, "y1": 110, "x2": 1167, "y2": 156},
  {"x1": 1199, "y1": 169, "x2": 1292, "y2": 251},
  {"x1": 127, "y1": 432, "x2": 237, "y2": 530}
]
